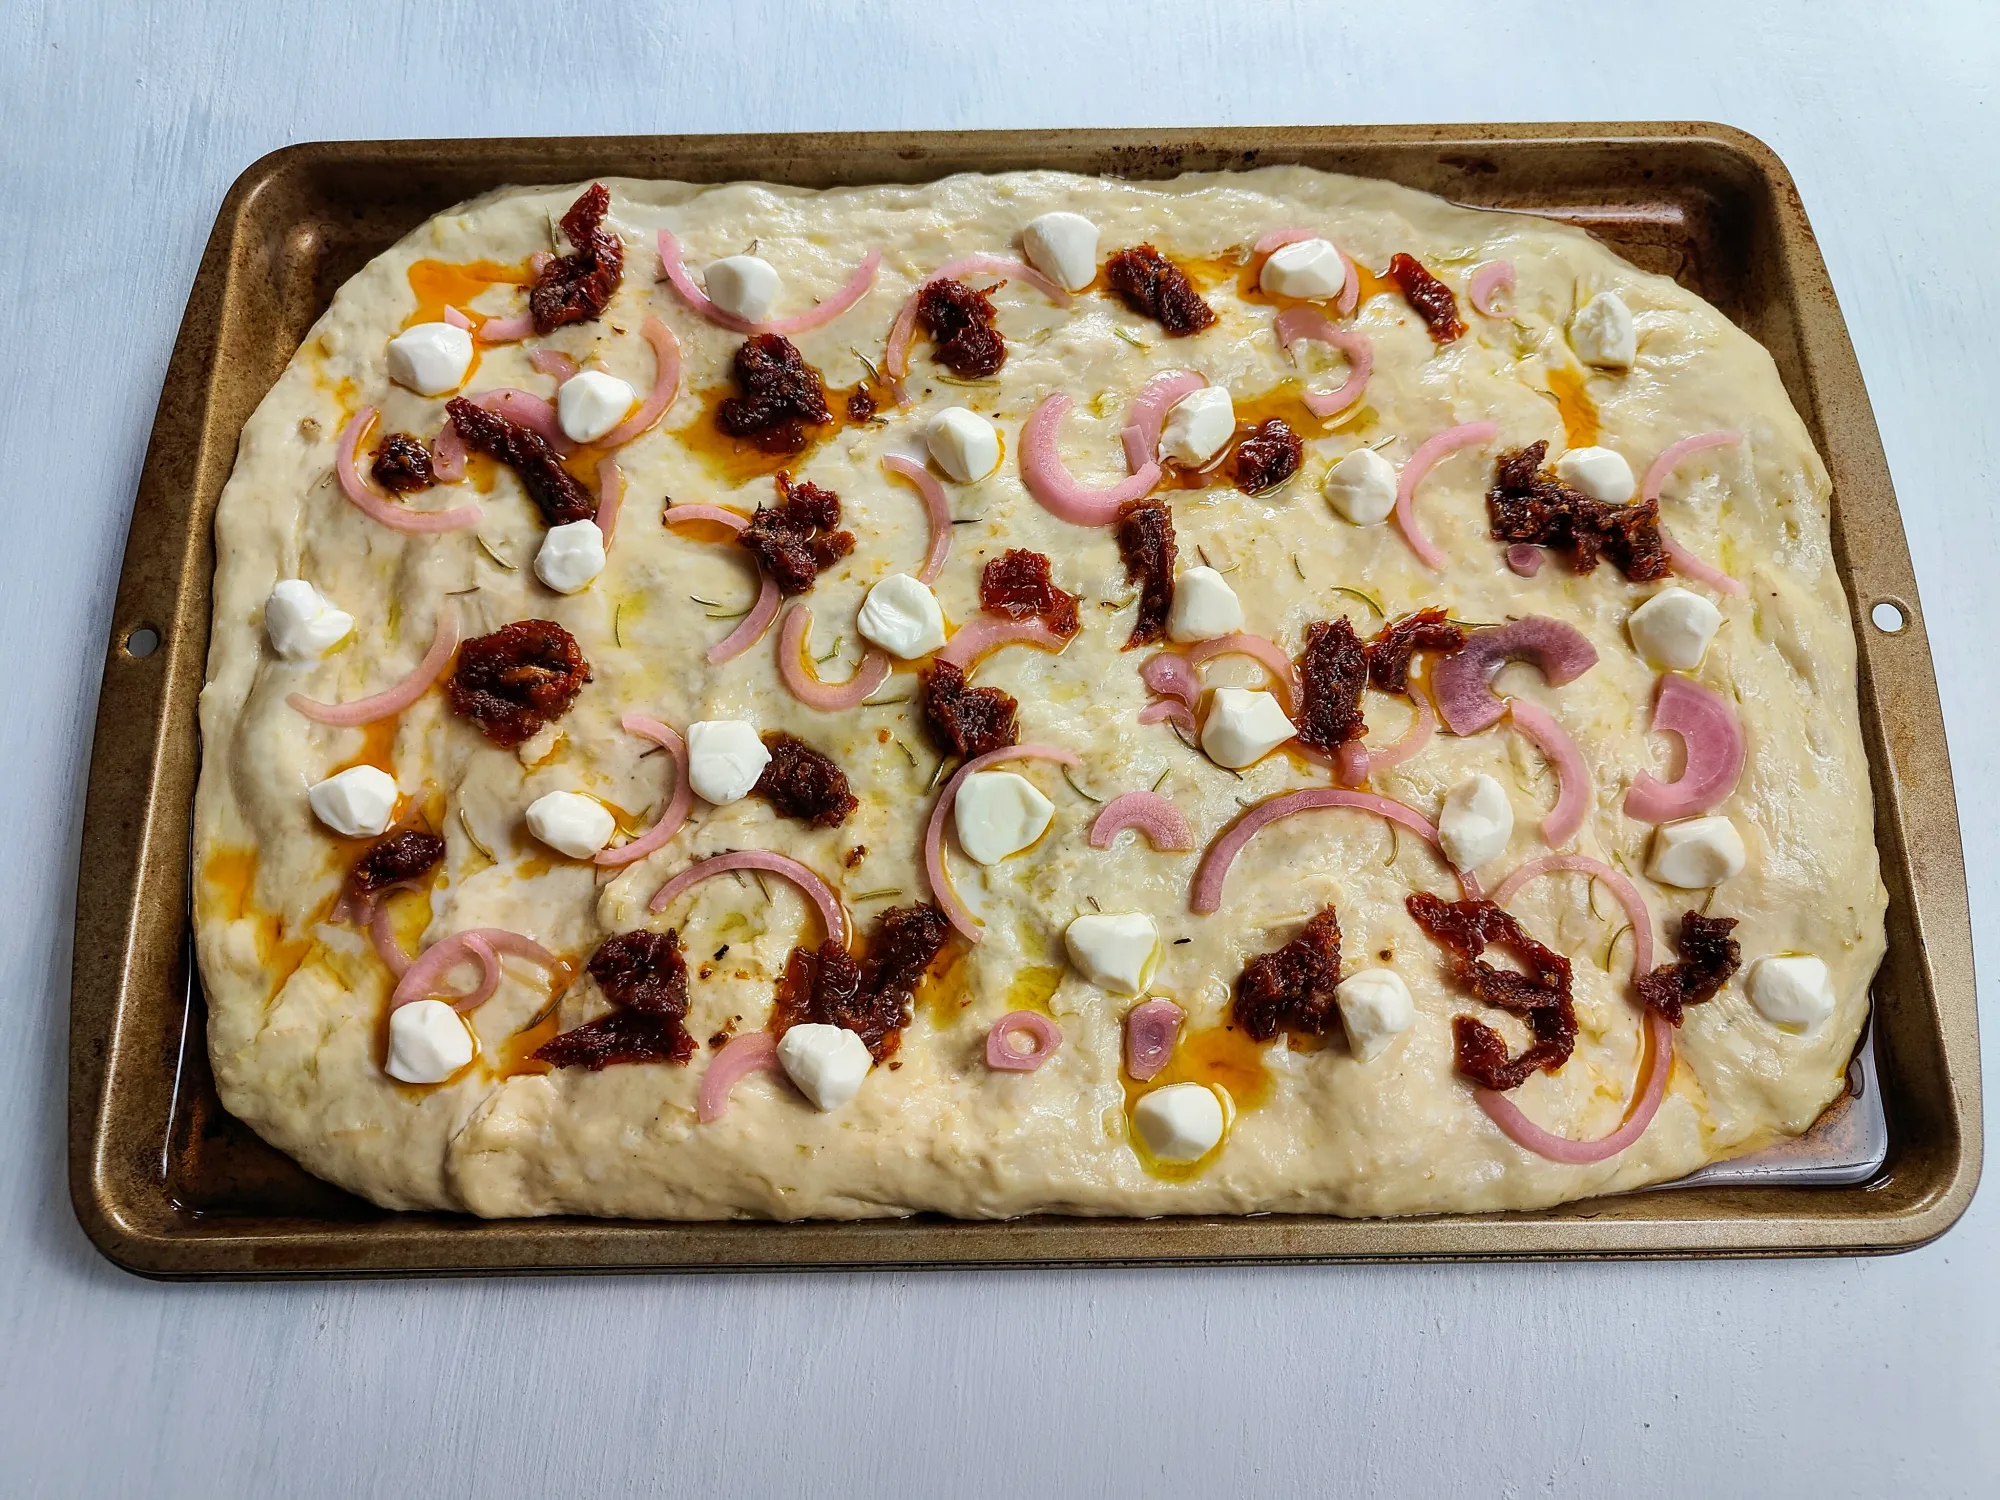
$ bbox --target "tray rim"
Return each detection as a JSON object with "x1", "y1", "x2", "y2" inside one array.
[{"x1": 70, "y1": 120, "x2": 1982, "y2": 1277}]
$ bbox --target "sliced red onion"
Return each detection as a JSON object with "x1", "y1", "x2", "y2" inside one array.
[
  {"x1": 594, "y1": 457, "x2": 623, "y2": 544},
  {"x1": 1124, "y1": 998, "x2": 1185, "y2": 1082},
  {"x1": 441, "y1": 306, "x2": 473, "y2": 331},
  {"x1": 337, "y1": 409, "x2": 480, "y2": 532},
  {"x1": 662, "y1": 504, "x2": 780, "y2": 664},
  {"x1": 776, "y1": 604, "x2": 892, "y2": 708},
  {"x1": 1467, "y1": 260, "x2": 1516, "y2": 317},
  {"x1": 478, "y1": 309, "x2": 536, "y2": 343},
  {"x1": 1394, "y1": 421, "x2": 1499, "y2": 570},
  {"x1": 1119, "y1": 371, "x2": 1208, "y2": 473},
  {"x1": 1491, "y1": 853, "x2": 1655, "y2": 979},
  {"x1": 1643, "y1": 432, "x2": 1747, "y2": 596},
  {"x1": 1505, "y1": 543, "x2": 1544, "y2": 577},
  {"x1": 986, "y1": 1011, "x2": 1062, "y2": 1072},
  {"x1": 288, "y1": 606, "x2": 458, "y2": 725},
  {"x1": 1089, "y1": 791, "x2": 1194, "y2": 852},
  {"x1": 1192, "y1": 789, "x2": 1451, "y2": 913},
  {"x1": 1273, "y1": 307, "x2": 1373, "y2": 416},
  {"x1": 449, "y1": 936, "x2": 502, "y2": 1012},
  {"x1": 1477, "y1": 1010, "x2": 1673, "y2": 1164},
  {"x1": 1022, "y1": 393, "x2": 1162, "y2": 525},
  {"x1": 925, "y1": 744, "x2": 1081, "y2": 941},
  {"x1": 663, "y1": 503, "x2": 749, "y2": 534},
  {"x1": 1624, "y1": 674, "x2": 1746, "y2": 823},
  {"x1": 885, "y1": 255, "x2": 1071, "y2": 401},
  {"x1": 368, "y1": 895, "x2": 413, "y2": 978},
  {"x1": 1139, "y1": 652, "x2": 1199, "y2": 708},
  {"x1": 528, "y1": 349, "x2": 578, "y2": 383},
  {"x1": 596, "y1": 714, "x2": 692, "y2": 867},
  {"x1": 656, "y1": 230, "x2": 881, "y2": 335},
  {"x1": 600, "y1": 316, "x2": 682, "y2": 447},
  {"x1": 1138, "y1": 699, "x2": 1197, "y2": 735},
  {"x1": 697, "y1": 1033, "x2": 783, "y2": 1123},
  {"x1": 1252, "y1": 226, "x2": 1316, "y2": 256},
  {"x1": 1506, "y1": 699, "x2": 1590, "y2": 847},
  {"x1": 648, "y1": 850, "x2": 846, "y2": 949},
  {"x1": 935, "y1": 613, "x2": 1072, "y2": 672},
  {"x1": 1430, "y1": 617, "x2": 1600, "y2": 735},
  {"x1": 880, "y1": 454, "x2": 953, "y2": 583},
  {"x1": 391, "y1": 927, "x2": 559, "y2": 1009},
  {"x1": 1338, "y1": 689, "x2": 1437, "y2": 786},
  {"x1": 1185, "y1": 633, "x2": 1298, "y2": 714}
]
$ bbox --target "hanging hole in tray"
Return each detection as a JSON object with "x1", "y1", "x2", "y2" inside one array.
[
  {"x1": 1869, "y1": 600, "x2": 1909, "y2": 635},
  {"x1": 124, "y1": 626, "x2": 161, "y2": 658}
]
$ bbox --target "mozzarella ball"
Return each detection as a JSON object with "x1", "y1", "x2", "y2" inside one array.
[
  {"x1": 857, "y1": 573, "x2": 947, "y2": 659},
  {"x1": 524, "y1": 790, "x2": 615, "y2": 859},
  {"x1": 1646, "y1": 815, "x2": 1747, "y2": 887},
  {"x1": 777, "y1": 1023, "x2": 873, "y2": 1111},
  {"x1": 556, "y1": 369, "x2": 635, "y2": 443},
  {"x1": 1021, "y1": 211, "x2": 1100, "y2": 292},
  {"x1": 1323, "y1": 447, "x2": 1398, "y2": 525},
  {"x1": 264, "y1": 579, "x2": 353, "y2": 660},
  {"x1": 686, "y1": 720, "x2": 770, "y2": 805},
  {"x1": 703, "y1": 255, "x2": 782, "y2": 323},
  {"x1": 1570, "y1": 291, "x2": 1637, "y2": 369},
  {"x1": 1158, "y1": 387, "x2": 1235, "y2": 467},
  {"x1": 1259, "y1": 237, "x2": 1346, "y2": 300},
  {"x1": 1200, "y1": 687, "x2": 1296, "y2": 769},
  {"x1": 306, "y1": 765, "x2": 399, "y2": 838},
  {"x1": 1748, "y1": 954, "x2": 1835, "y2": 1034},
  {"x1": 534, "y1": 518, "x2": 607, "y2": 594},
  {"x1": 1132, "y1": 1083, "x2": 1226, "y2": 1162},
  {"x1": 1335, "y1": 969, "x2": 1415, "y2": 1062},
  {"x1": 385, "y1": 322, "x2": 474, "y2": 396},
  {"x1": 1063, "y1": 913, "x2": 1160, "y2": 996},
  {"x1": 386, "y1": 999, "x2": 475, "y2": 1084},
  {"x1": 925, "y1": 406, "x2": 1001, "y2": 482},
  {"x1": 952, "y1": 770, "x2": 1054, "y2": 865},
  {"x1": 1629, "y1": 587, "x2": 1723, "y2": 670},
  {"x1": 1166, "y1": 566, "x2": 1244, "y2": 643},
  {"x1": 1438, "y1": 774, "x2": 1514, "y2": 872},
  {"x1": 1553, "y1": 446, "x2": 1636, "y2": 503}
]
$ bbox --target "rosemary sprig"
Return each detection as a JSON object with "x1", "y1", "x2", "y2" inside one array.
[
  {"x1": 477, "y1": 535, "x2": 518, "y2": 571},
  {"x1": 1061, "y1": 766, "x2": 1103, "y2": 803}
]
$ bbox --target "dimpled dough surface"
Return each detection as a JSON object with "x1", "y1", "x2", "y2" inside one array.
[{"x1": 193, "y1": 166, "x2": 1885, "y2": 1220}]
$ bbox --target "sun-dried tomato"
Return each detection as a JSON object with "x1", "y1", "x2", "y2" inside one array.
[
  {"x1": 739, "y1": 473, "x2": 855, "y2": 595},
  {"x1": 752, "y1": 731, "x2": 857, "y2": 828},
  {"x1": 1231, "y1": 418, "x2": 1303, "y2": 494},
  {"x1": 1636, "y1": 911, "x2": 1742, "y2": 1026},
  {"x1": 846, "y1": 387, "x2": 878, "y2": 422},
  {"x1": 347, "y1": 829, "x2": 445, "y2": 901},
  {"x1": 535, "y1": 928, "x2": 695, "y2": 1069},
  {"x1": 1407, "y1": 891, "x2": 1577, "y2": 1091},
  {"x1": 979, "y1": 549, "x2": 1080, "y2": 638},
  {"x1": 1294, "y1": 617, "x2": 1370, "y2": 753},
  {"x1": 1104, "y1": 245, "x2": 1216, "y2": 336},
  {"x1": 1116, "y1": 499, "x2": 1177, "y2": 649},
  {"x1": 716, "y1": 334, "x2": 832, "y2": 453},
  {"x1": 443, "y1": 398, "x2": 597, "y2": 527},
  {"x1": 370, "y1": 433, "x2": 435, "y2": 493},
  {"x1": 1386, "y1": 252, "x2": 1466, "y2": 344},
  {"x1": 772, "y1": 904, "x2": 949, "y2": 1062},
  {"x1": 528, "y1": 183, "x2": 624, "y2": 335},
  {"x1": 916, "y1": 277, "x2": 1006, "y2": 378},
  {"x1": 1487, "y1": 441, "x2": 1670, "y2": 581},
  {"x1": 1367, "y1": 607, "x2": 1466, "y2": 694},
  {"x1": 448, "y1": 618, "x2": 592, "y2": 747},
  {"x1": 1233, "y1": 906, "x2": 1344, "y2": 1042},
  {"x1": 920, "y1": 658, "x2": 1017, "y2": 759}
]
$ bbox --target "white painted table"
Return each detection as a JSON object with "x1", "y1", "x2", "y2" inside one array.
[{"x1": 4, "y1": 2, "x2": 1994, "y2": 1493}]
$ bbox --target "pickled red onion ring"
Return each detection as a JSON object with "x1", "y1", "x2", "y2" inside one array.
[
  {"x1": 288, "y1": 606, "x2": 459, "y2": 725},
  {"x1": 697, "y1": 1033, "x2": 783, "y2": 1123},
  {"x1": 1624, "y1": 675, "x2": 1746, "y2": 822},
  {"x1": 599, "y1": 316, "x2": 682, "y2": 447},
  {"x1": 648, "y1": 850, "x2": 846, "y2": 949},
  {"x1": 1089, "y1": 791, "x2": 1194, "y2": 852},
  {"x1": 986, "y1": 1011, "x2": 1062, "y2": 1072},
  {"x1": 391, "y1": 927, "x2": 559, "y2": 1009},
  {"x1": 1192, "y1": 788, "x2": 1453, "y2": 914},
  {"x1": 528, "y1": 349, "x2": 578, "y2": 383},
  {"x1": 656, "y1": 230, "x2": 881, "y2": 335},
  {"x1": 477, "y1": 309, "x2": 535, "y2": 343},
  {"x1": 593, "y1": 457, "x2": 623, "y2": 543},
  {"x1": 936, "y1": 613, "x2": 1072, "y2": 672},
  {"x1": 1138, "y1": 699, "x2": 1197, "y2": 735},
  {"x1": 662, "y1": 504, "x2": 779, "y2": 664},
  {"x1": 1273, "y1": 307, "x2": 1373, "y2": 416},
  {"x1": 337, "y1": 409, "x2": 481, "y2": 531},
  {"x1": 447, "y1": 936, "x2": 502, "y2": 1013},
  {"x1": 885, "y1": 255, "x2": 1071, "y2": 401},
  {"x1": 1506, "y1": 699, "x2": 1590, "y2": 847},
  {"x1": 775, "y1": 604, "x2": 892, "y2": 709},
  {"x1": 1643, "y1": 431, "x2": 1747, "y2": 596},
  {"x1": 368, "y1": 896, "x2": 413, "y2": 978},
  {"x1": 663, "y1": 503, "x2": 749, "y2": 534},
  {"x1": 1124, "y1": 998, "x2": 1185, "y2": 1082},
  {"x1": 1431, "y1": 616, "x2": 1600, "y2": 735},
  {"x1": 1491, "y1": 853, "x2": 1655, "y2": 979},
  {"x1": 1185, "y1": 633, "x2": 1298, "y2": 714},
  {"x1": 1477, "y1": 1010, "x2": 1672, "y2": 1164},
  {"x1": 1139, "y1": 652, "x2": 1199, "y2": 708},
  {"x1": 441, "y1": 306, "x2": 473, "y2": 331},
  {"x1": 1467, "y1": 260, "x2": 1516, "y2": 317},
  {"x1": 1505, "y1": 543, "x2": 1544, "y2": 577},
  {"x1": 1336, "y1": 689, "x2": 1436, "y2": 786},
  {"x1": 1394, "y1": 421, "x2": 1499, "y2": 570},
  {"x1": 1252, "y1": 226, "x2": 1317, "y2": 256},
  {"x1": 595, "y1": 714, "x2": 692, "y2": 867},
  {"x1": 880, "y1": 454, "x2": 954, "y2": 583},
  {"x1": 1120, "y1": 371, "x2": 1208, "y2": 473},
  {"x1": 925, "y1": 744, "x2": 1081, "y2": 941},
  {"x1": 1022, "y1": 393, "x2": 1162, "y2": 525}
]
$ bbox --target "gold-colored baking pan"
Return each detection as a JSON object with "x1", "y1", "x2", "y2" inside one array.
[{"x1": 70, "y1": 124, "x2": 1979, "y2": 1276}]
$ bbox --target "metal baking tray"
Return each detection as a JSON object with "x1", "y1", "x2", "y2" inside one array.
[{"x1": 70, "y1": 124, "x2": 1979, "y2": 1276}]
